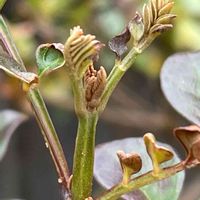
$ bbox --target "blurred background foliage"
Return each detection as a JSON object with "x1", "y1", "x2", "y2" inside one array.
[{"x1": 0, "y1": 0, "x2": 200, "y2": 199}]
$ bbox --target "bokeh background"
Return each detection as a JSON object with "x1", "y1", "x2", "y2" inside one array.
[{"x1": 0, "y1": 0, "x2": 200, "y2": 199}]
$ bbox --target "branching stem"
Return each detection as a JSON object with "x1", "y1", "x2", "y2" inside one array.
[{"x1": 98, "y1": 162, "x2": 185, "y2": 200}]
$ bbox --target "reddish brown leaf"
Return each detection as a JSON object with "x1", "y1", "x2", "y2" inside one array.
[{"x1": 174, "y1": 125, "x2": 200, "y2": 167}]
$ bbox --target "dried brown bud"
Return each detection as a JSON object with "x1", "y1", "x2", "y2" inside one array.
[
  {"x1": 84, "y1": 64, "x2": 107, "y2": 111},
  {"x1": 117, "y1": 150, "x2": 142, "y2": 184},
  {"x1": 174, "y1": 125, "x2": 200, "y2": 167}
]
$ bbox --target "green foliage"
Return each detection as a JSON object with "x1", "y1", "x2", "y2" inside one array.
[{"x1": 36, "y1": 43, "x2": 65, "y2": 77}]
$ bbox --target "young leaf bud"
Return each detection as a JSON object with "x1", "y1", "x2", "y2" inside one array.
[{"x1": 144, "y1": 133, "x2": 173, "y2": 176}]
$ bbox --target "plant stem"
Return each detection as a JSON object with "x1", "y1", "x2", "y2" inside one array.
[
  {"x1": 98, "y1": 162, "x2": 185, "y2": 200},
  {"x1": 69, "y1": 73, "x2": 99, "y2": 199},
  {"x1": 71, "y1": 112, "x2": 98, "y2": 200},
  {"x1": 27, "y1": 87, "x2": 70, "y2": 191},
  {"x1": 99, "y1": 47, "x2": 139, "y2": 112}
]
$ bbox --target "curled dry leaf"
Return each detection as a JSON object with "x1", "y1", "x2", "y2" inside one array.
[
  {"x1": 174, "y1": 125, "x2": 200, "y2": 167},
  {"x1": 84, "y1": 64, "x2": 107, "y2": 111},
  {"x1": 64, "y1": 26, "x2": 104, "y2": 78},
  {"x1": 144, "y1": 133, "x2": 174, "y2": 174},
  {"x1": 108, "y1": 27, "x2": 131, "y2": 58}
]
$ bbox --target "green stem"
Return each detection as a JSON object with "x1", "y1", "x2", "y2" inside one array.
[
  {"x1": 99, "y1": 47, "x2": 139, "y2": 112},
  {"x1": 72, "y1": 113, "x2": 98, "y2": 200},
  {"x1": 69, "y1": 73, "x2": 99, "y2": 199},
  {"x1": 98, "y1": 162, "x2": 185, "y2": 200},
  {"x1": 27, "y1": 87, "x2": 70, "y2": 190}
]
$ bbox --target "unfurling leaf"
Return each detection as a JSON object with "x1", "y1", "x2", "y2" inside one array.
[
  {"x1": 36, "y1": 43, "x2": 65, "y2": 77},
  {"x1": 84, "y1": 64, "x2": 107, "y2": 111},
  {"x1": 117, "y1": 150, "x2": 142, "y2": 184},
  {"x1": 174, "y1": 125, "x2": 200, "y2": 167},
  {"x1": 144, "y1": 133, "x2": 174, "y2": 175},
  {"x1": 108, "y1": 27, "x2": 131, "y2": 58},
  {"x1": 0, "y1": 54, "x2": 38, "y2": 84},
  {"x1": 0, "y1": 110, "x2": 27, "y2": 161},
  {"x1": 142, "y1": 0, "x2": 176, "y2": 35},
  {"x1": 94, "y1": 137, "x2": 184, "y2": 200},
  {"x1": 64, "y1": 26, "x2": 103, "y2": 78},
  {"x1": 160, "y1": 51, "x2": 200, "y2": 125}
]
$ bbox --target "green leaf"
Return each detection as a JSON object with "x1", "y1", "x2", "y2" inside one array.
[
  {"x1": 0, "y1": 110, "x2": 27, "y2": 161},
  {"x1": 94, "y1": 137, "x2": 185, "y2": 200},
  {"x1": 0, "y1": 54, "x2": 38, "y2": 84},
  {"x1": 0, "y1": 0, "x2": 6, "y2": 10},
  {"x1": 36, "y1": 43, "x2": 65, "y2": 77},
  {"x1": 160, "y1": 51, "x2": 200, "y2": 125},
  {"x1": 0, "y1": 15, "x2": 25, "y2": 68}
]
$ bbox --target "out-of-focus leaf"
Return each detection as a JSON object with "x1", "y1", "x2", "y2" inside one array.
[
  {"x1": 160, "y1": 51, "x2": 200, "y2": 125},
  {"x1": 0, "y1": 0, "x2": 6, "y2": 10},
  {"x1": 36, "y1": 43, "x2": 65, "y2": 77},
  {"x1": 0, "y1": 15, "x2": 25, "y2": 67},
  {"x1": 0, "y1": 54, "x2": 38, "y2": 84},
  {"x1": 0, "y1": 110, "x2": 27, "y2": 161},
  {"x1": 94, "y1": 137, "x2": 184, "y2": 200},
  {"x1": 174, "y1": 125, "x2": 200, "y2": 167},
  {"x1": 108, "y1": 27, "x2": 131, "y2": 58}
]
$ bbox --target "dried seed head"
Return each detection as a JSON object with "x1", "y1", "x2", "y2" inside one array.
[
  {"x1": 64, "y1": 26, "x2": 104, "y2": 77},
  {"x1": 84, "y1": 64, "x2": 107, "y2": 111}
]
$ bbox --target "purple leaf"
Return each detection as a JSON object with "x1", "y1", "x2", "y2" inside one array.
[{"x1": 160, "y1": 51, "x2": 200, "y2": 125}]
